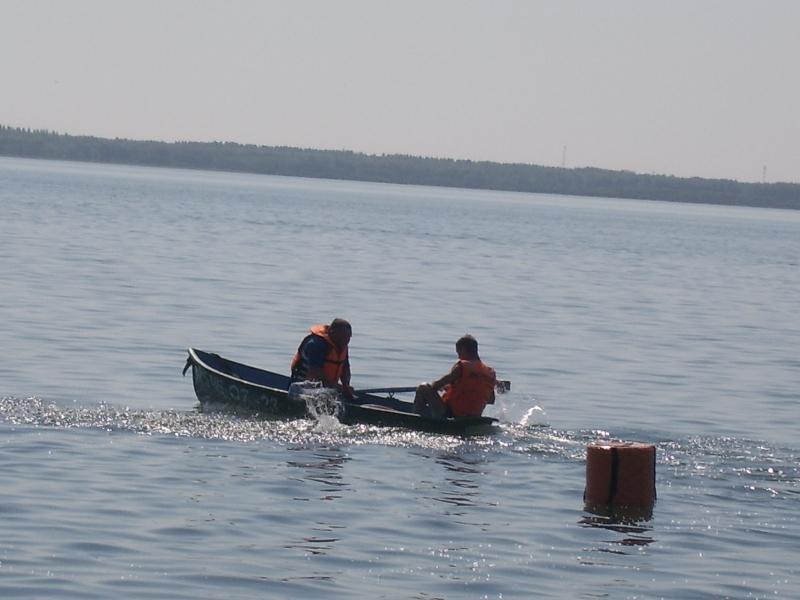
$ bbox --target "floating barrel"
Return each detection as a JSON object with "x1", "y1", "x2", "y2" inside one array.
[{"x1": 584, "y1": 441, "x2": 656, "y2": 514}]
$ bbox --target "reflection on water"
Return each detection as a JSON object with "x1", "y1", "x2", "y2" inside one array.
[
  {"x1": 407, "y1": 452, "x2": 494, "y2": 517},
  {"x1": 579, "y1": 513, "x2": 655, "y2": 538},
  {"x1": 283, "y1": 534, "x2": 341, "y2": 557},
  {"x1": 286, "y1": 446, "x2": 351, "y2": 500},
  {"x1": 436, "y1": 453, "x2": 486, "y2": 475},
  {"x1": 578, "y1": 513, "x2": 656, "y2": 562},
  {"x1": 284, "y1": 447, "x2": 350, "y2": 555},
  {"x1": 433, "y1": 454, "x2": 484, "y2": 510}
]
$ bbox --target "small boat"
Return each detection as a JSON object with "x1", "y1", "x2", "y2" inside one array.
[{"x1": 183, "y1": 348, "x2": 498, "y2": 434}]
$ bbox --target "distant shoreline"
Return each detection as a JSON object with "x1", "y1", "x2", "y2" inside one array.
[{"x1": 2, "y1": 125, "x2": 798, "y2": 210}]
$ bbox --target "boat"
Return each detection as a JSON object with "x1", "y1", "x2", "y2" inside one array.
[{"x1": 183, "y1": 348, "x2": 498, "y2": 434}]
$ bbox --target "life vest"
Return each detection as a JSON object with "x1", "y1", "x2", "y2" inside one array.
[
  {"x1": 441, "y1": 359, "x2": 496, "y2": 417},
  {"x1": 290, "y1": 324, "x2": 348, "y2": 383}
]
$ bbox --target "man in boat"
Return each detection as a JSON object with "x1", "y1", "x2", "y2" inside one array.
[
  {"x1": 291, "y1": 318, "x2": 355, "y2": 399},
  {"x1": 413, "y1": 334, "x2": 497, "y2": 418}
]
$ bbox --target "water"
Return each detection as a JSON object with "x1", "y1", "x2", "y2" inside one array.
[{"x1": 1, "y1": 156, "x2": 798, "y2": 598}]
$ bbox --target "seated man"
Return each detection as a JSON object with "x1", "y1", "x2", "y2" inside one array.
[
  {"x1": 413, "y1": 334, "x2": 496, "y2": 418},
  {"x1": 290, "y1": 318, "x2": 355, "y2": 399}
]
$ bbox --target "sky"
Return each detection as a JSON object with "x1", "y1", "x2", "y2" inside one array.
[{"x1": 2, "y1": 0, "x2": 798, "y2": 183}]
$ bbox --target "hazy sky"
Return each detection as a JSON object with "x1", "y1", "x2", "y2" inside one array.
[{"x1": 3, "y1": 0, "x2": 798, "y2": 183}]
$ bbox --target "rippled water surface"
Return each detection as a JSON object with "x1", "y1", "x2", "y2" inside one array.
[{"x1": 1, "y1": 157, "x2": 798, "y2": 598}]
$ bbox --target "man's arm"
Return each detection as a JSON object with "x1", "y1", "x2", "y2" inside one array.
[
  {"x1": 340, "y1": 360, "x2": 354, "y2": 399},
  {"x1": 430, "y1": 362, "x2": 462, "y2": 391}
]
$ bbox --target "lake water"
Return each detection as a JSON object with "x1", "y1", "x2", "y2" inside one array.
[{"x1": 1, "y1": 156, "x2": 798, "y2": 599}]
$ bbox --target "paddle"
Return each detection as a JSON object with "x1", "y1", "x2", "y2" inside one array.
[
  {"x1": 356, "y1": 386, "x2": 417, "y2": 395},
  {"x1": 357, "y1": 380, "x2": 511, "y2": 396}
]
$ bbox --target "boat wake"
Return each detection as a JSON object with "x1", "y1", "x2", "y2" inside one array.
[
  {"x1": 0, "y1": 394, "x2": 568, "y2": 453},
  {"x1": 1, "y1": 395, "x2": 798, "y2": 500}
]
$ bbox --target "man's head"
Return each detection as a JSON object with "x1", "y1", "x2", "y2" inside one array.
[
  {"x1": 455, "y1": 334, "x2": 479, "y2": 359},
  {"x1": 329, "y1": 318, "x2": 352, "y2": 349}
]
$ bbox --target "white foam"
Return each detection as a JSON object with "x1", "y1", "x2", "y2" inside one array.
[{"x1": 520, "y1": 405, "x2": 549, "y2": 427}]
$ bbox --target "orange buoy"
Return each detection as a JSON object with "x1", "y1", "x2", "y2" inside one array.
[{"x1": 584, "y1": 441, "x2": 656, "y2": 513}]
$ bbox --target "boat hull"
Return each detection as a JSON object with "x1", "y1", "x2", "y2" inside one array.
[
  {"x1": 340, "y1": 403, "x2": 496, "y2": 434},
  {"x1": 186, "y1": 348, "x2": 303, "y2": 416}
]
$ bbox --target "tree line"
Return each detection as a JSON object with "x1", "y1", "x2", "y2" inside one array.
[{"x1": 1, "y1": 125, "x2": 798, "y2": 210}]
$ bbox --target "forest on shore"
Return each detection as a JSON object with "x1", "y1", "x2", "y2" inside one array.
[{"x1": 2, "y1": 125, "x2": 798, "y2": 210}]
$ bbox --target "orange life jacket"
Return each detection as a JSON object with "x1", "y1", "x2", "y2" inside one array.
[
  {"x1": 441, "y1": 359, "x2": 496, "y2": 417},
  {"x1": 290, "y1": 324, "x2": 348, "y2": 383}
]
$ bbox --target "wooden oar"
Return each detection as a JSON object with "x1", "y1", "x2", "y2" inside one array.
[
  {"x1": 357, "y1": 380, "x2": 511, "y2": 396},
  {"x1": 357, "y1": 386, "x2": 417, "y2": 395}
]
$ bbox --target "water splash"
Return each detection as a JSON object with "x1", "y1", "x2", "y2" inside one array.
[
  {"x1": 519, "y1": 404, "x2": 549, "y2": 427},
  {"x1": 288, "y1": 383, "x2": 346, "y2": 433},
  {"x1": 491, "y1": 391, "x2": 550, "y2": 427}
]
